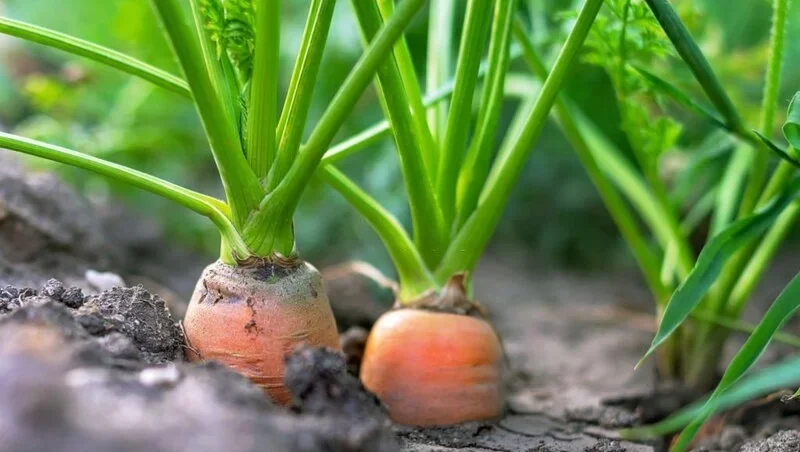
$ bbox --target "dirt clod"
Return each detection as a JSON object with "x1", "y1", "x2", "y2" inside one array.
[
  {"x1": 80, "y1": 285, "x2": 182, "y2": 363},
  {"x1": 739, "y1": 430, "x2": 800, "y2": 452},
  {"x1": 340, "y1": 325, "x2": 369, "y2": 375}
]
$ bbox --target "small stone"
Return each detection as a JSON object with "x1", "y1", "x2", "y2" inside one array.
[
  {"x1": 85, "y1": 270, "x2": 126, "y2": 292},
  {"x1": 61, "y1": 287, "x2": 85, "y2": 309},
  {"x1": 41, "y1": 279, "x2": 65, "y2": 301},
  {"x1": 139, "y1": 364, "x2": 181, "y2": 387}
]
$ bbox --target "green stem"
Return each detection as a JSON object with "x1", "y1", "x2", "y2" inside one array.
[
  {"x1": 350, "y1": 0, "x2": 447, "y2": 268},
  {"x1": 426, "y1": 0, "x2": 456, "y2": 142},
  {"x1": 151, "y1": 0, "x2": 263, "y2": 228},
  {"x1": 272, "y1": 0, "x2": 335, "y2": 190},
  {"x1": 246, "y1": 0, "x2": 280, "y2": 180},
  {"x1": 454, "y1": 0, "x2": 516, "y2": 233},
  {"x1": 435, "y1": 0, "x2": 604, "y2": 281},
  {"x1": 321, "y1": 166, "x2": 436, "y2": 301},
  {"x1": 242, "y1": 0, "x2": 426, "y2": 255},
  {"x1": 436, "y1": 0, "x2": 494, "y2": 228},
  {"x1": 0, "y1": 16, "x2": 190, "y2": 97},
  {"x1": 0, "y1": 132, "x2": 249, "y2": 260},
  {"x1": 737, "y1": 0, "x2": 790, "y2": 217},
  {"x1": 377, "y1": 0, "x2": 439, "y2": 183}
]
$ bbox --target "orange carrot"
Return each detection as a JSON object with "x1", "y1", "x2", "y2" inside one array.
[
  {"x1": 360, "y1": 277, "x2": 505, "y2": 425},
  {"x1": 183, "y1": 258, "x2": 340, "y2": 404}
]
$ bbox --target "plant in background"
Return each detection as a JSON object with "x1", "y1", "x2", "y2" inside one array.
[
  {"x1": 315, "y1": 0, "x2": 604, "y2": 425},
  {"x1": 0, "y1": 0, "x2": 426, "y2": 404},
  {"x1": 510, "y1": 0, "x2": 800, "y2": 449}
]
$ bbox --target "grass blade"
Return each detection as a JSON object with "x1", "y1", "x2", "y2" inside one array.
[
  {"x1": 436, "y1": 0, "x2": 495, "y2": 227},
  {"x1": 635, "y1": 66, "x2": 728, "y2": 131},
  {"x1": 0, "y1": 16, "x2": 190, "y2": 97},
  {"x1": 785, "y1": 92, "x2": 800, "y2": 149},
  {"x1": 637, "y1": 176, "x2": 800, "y2": 368},
  {"x1": 755, "y1": 131, "x2": 800, "y2": 169},
  {"x1": 321, "y1": 166, "x2": 435, "y2": 301},
  {"x1": 643, "y1": 0, "x2": 743, "y2": 133},
  {"x1": 624, "y1": 355, "x2": 800, "y2": 439},
  {"x1": 673, "y1": 270, "x2": 800, "y2": 451}
]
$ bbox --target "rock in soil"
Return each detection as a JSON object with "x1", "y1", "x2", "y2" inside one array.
[{"x1": 0, "y1": 281, "x2": 399, "y2": 452}]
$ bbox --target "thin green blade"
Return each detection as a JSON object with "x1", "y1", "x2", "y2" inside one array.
[
  {"x1": 624, "y1": 354, "x2": 800, "y2": 439},
  {"x1": 785, "y1": 92, "x2": 800, "y2": 149},
  {"x1": 637, "y1": 176, "x2": 800, "y2": 368},
  {"x1": 754, "y1": 131, "x2": 800, "y2": 169},
  {"x1": 635, "y1": 66, "x2": 727, "y2": 131},
  {"x1": 673, "y1": 270, "x2": 800, "y2": 450}
]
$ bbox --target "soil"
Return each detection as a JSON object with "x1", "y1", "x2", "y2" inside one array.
[{"x1": 2, "y1": 157, "x2": 800, "y2": 451}]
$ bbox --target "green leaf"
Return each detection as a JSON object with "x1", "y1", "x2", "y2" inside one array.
[
  {"x1": 0, "y1": 16, "x2": 189, "y2": 97},
  {"x1": 673, "y1": 270, "x2": 800, "y2": 450},
  {"x1": 637, "y1": 175, "x2": 800, "y2": 368},
  {"x1": 635, "y1": 66, "x2": 727, "y2": 131},
  {"x1": 784, "y1": 92, "x2": 800, "y2": 149},
  {"x1": 755, "y1": 131, "x2": 800, "y2": 169},
  {"x1": 643, "y1": 0, "x2": 743, "y2": 133},
  {"x1": 623, "y1": 354, "x2": 800, "y2": 439}
]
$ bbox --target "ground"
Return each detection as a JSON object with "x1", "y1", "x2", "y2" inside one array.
[{"x1": 1, "y1": 154, "x2": 799, "y2": 451}]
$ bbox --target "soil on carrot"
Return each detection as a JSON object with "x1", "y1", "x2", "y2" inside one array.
[{"x1": 2, "y1": 162, "x2": 800, "y2": 451}]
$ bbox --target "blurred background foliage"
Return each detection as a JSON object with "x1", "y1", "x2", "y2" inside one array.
[{"x1": 0, "y1": 0, "x2": 798, "y2": 277}]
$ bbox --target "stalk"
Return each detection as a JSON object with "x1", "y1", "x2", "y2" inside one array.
[
  {"x1": 454, "y1": 0, "x2": 516, "y2": 233},
  {"x1": 377, "y1": 0, "x2": 439, "y2": 183},
  {"x1": 435, "y1": 0, "x2": 605, "y2": 282},
  {"x1": 321, "y1": 166, "x2": 436, "y2": 301},
  {"x1": 151, "y1": 0, "x2": 263, "y2": 228},
  {"x1": 0, "y1": 132, "x2": 249, "y2": 261},
  {"x1": 350, "y1": 0, "x2": 447, "y2": 268},
  {"x1": 241, "y1": 0, "x2": 426, "y2": 255},
  {"x1": 272, "y1": 0, "x2": 336, "y2": 189},
  {"x1": 436, "y1": 0, "x2": 494, "y2": 227},
  {"x1": 246, "y1": 0, "x2": 280, "y2": 179},
  {"x1": 426, "y1": 0, "x2": 456, "y2": 141}
]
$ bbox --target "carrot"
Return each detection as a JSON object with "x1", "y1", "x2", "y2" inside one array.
[
  {"x1": 359, "y1": 276, "x2": 505, "y2": 425},
  {"x1": 183, "y1": 258, "x2": 340, "y2": 404}
]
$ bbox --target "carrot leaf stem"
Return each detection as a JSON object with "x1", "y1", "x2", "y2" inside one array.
[
  {"x1": 454, "y1": 0, "x2": 516, "y2": 233},
  {"x1": 350, "y1": 0, "x2": 447, "y2": 268},
  {"x1": 0, "y1": 132, "x2": 249, "y2": 262},
  {"x1": 426, "y1": 0, "x2": 456, "y2": 143},
  {"x1": 436, "y1": 0, "x2": 494, "y2": 228},
  {"x1": 245, "y1": 0, "x2": 280, "y2": 180},
  {"x1": 322, "y1": 166, "x2": 436, "y2": 301},
  {"x1": 435, "y1": 0, "x2": 604, "y2": 282},
  {"x1": 151, "y1": 0, "x2": 263, "y2": 229},
  {"x1": 0, "y1": 16, "x2": 190, "y2": 97},
  {"x1": 271, "y1": 0, "x2": 336, "y2": 191},
  {"x1": 241, "y1": 0, "x2": 426, "y2": 256}
]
